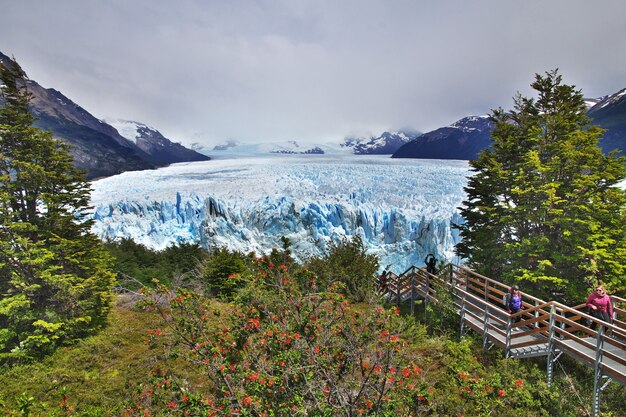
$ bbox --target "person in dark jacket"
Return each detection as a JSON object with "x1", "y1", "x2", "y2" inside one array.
[{"x1": 424, "y1": 254, "x2": 436, "y2": 275}]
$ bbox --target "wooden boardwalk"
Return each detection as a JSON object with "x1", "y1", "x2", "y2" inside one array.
[{"x1": 379, "y1": 264, "x2": 626, "y2": 417}]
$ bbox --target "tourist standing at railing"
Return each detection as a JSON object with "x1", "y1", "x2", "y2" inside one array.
[
  {"x1": 586, "y1": 284, "x2": 614, "y2": 330},
  {"x1": 424, "y1": 253, "x2": 436, "y2": 275},
  {"x1": 504, "y1": 285, "x2": 524, "y2": 322}
]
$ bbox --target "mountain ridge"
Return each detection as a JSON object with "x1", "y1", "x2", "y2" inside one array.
[
  {"x1": 0, "y1": 52, "x2": 209, "y2": 179},
  {"x1": 393, "y1": 91, "x2": 626, "y2": 160}
]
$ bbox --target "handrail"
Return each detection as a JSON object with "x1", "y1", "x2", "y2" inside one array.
[{"x1": 375, "y1": 263, "x2": 626, "y2": 391}]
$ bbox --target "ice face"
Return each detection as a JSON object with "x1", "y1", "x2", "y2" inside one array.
[{"x1": 89, "y1": 154, "x2": 470, "y2": 273}]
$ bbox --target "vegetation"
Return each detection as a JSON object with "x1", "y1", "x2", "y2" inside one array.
[
  {"x1": 456, "y1": 70, "x2": 626, "y2": 302},
  {"x1": 0, "y1": 244, "x2": 581, "y2": 416},
  {"x1": 0, "y1": 57, "x2": 115, "y2": 362},
  {"x1": 198, "y1": 246, "x2": 248, "y2": 299},
  {"x1": 104, "y1": 238, "x2": 207, "y2": 289},
  {"x1": 0, "y1": 239, "x2": 623, "y2": 415},
  {"x1": 304, "y1": 235, "x2": 379, "y2": 302}
]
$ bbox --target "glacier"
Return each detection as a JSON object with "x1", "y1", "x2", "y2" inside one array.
[{"x1": 89, "y1": 154, "x2": 470, "y2": 273}]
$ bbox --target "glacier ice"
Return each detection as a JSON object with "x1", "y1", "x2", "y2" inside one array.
[{"x1": 89, "y1": 154, "x2": 470, "y2": 274}]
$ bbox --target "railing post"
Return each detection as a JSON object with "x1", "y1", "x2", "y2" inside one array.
[
  {"x1": 592, "y1": 325, "x2": 605, "y2": 417},
  {"x1": 482, "y1": 305, "x2": 490, "y2": 351},
  {"x1": 547, "y1": 304, "x2": 556, "y2": 388},
  {"x1": 610, "y1": 297, "x2": 616, "y2": 323},
  {"x1": 424, "y1": 273, "x2": 430, "y2": 309},
  {"x1": 396, "y1": 275, "x2": 401, "y2": 306},
  {"x1": 484, "y1": 278, "x2": 489, "y2": 302},
  {"x1": 505, "y1": 314, "x2": 512, "y2": 358},
  {"x1": 410, "y1": 273, "x2": 416, "y2": 315},
  {"x1": 534, "y1": 299, "x2": 540, "y2": 328},
  {"x1": 459, "y1": 293, "x2": 467, "y2": 338}
]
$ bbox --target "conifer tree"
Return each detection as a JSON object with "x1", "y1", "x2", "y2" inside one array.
[
  {"x1": 456, "y1": 70, "x2": 626, "y2": 302},
  {"x1": 0, "y1": 57, "x2": 115, "y2": 361}
]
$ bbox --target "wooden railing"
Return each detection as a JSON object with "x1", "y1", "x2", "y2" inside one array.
[{"x1": 377, "y1": 264, "x2": 626, "y2": 417}]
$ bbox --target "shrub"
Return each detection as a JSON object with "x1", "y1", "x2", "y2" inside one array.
[
  {"x1": 199, "y1": 247, "x2": 248, "y2": 299},
  {"x1": 305, "y1": 235, "x2": 379, "y2": 302}
]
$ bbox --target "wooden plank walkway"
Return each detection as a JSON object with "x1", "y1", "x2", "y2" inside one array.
[{"x1": 378, "y1": 264, "x2": 626, "y2": 417}]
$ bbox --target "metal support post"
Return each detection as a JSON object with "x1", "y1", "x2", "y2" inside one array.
[
  {"x1": 459, "y1": 294, "x2": 467, "y2": 338},
  {"x1": 505, "y1": 315, "x2": 512, "y2": 358},
  {"x1": 592, "y1": 325, "x2": 605, "y2": 417},
  {"x1": 547, "y1": 305, "x2": 556, "y2": 387}
]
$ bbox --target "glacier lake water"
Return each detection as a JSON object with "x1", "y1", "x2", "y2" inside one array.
[{"x1": 89, "y1": 154, "x2": 470, "y2": 273}]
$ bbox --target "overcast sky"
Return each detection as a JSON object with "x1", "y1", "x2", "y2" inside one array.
[{"x1": 1, "y1": 1, "x2": 626, "y2": 147}]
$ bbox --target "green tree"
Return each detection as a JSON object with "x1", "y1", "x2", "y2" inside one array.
[
  {"x1": 456, "y1": 70, "x2": 626, "y2": 302},
  {"x1": 200, "y1": 247, "x2": 248, "y2": 299},
  {"x1": 305, "y1": 235, "x2": 379, "y2": 302},
  {"x1": 104, "y1": 239, "x2": 207, "y2": 289},
  {"x1": 0, "y1": 57, "x2": 115, "y2": 361}
]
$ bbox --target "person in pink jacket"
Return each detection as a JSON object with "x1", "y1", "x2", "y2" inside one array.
[{"x1": 586, "y1": 284, "x2": 614, "y2": 330}]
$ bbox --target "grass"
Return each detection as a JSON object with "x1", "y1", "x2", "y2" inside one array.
[{"x1": 0, "y1": 296, "x2": 198, "y2": 415}]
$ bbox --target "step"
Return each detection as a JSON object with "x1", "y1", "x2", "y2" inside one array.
[{"x1": 509, "y1": 343, "x2": 551, "y2": 359}]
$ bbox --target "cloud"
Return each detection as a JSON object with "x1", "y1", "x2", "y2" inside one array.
[{"x1": 1, "y1": 0, "x2": 626, "y2": 146}]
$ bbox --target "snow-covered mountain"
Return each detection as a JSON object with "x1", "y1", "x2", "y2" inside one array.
[
  {"x1": 392, "y1": 116, "x2": 493, "y2": 160},
  {"x1": 343, "y1": 131, "x2": 420, "y2": 155},
  {"x1": 193, "y1": 140, "x2": 349, "y2": 157},
  {"x1": 0, "y1": 51, "x2": 209, "y2": 179},
  {"x1": 106, "y1": 119, "x2": 211, "y2": 166},
  {"x1": 192, "y1": 131, "x2": 418, "y2": 158},
  {"x1": 587, "y1": 88, "x2": 626, "y2": 155},
  {"x1": 90, "y1": 155, "x2": 469, "y2": 273},
  {"x1": 393, "y1": 88, "x2": 626, "y2": 161}
]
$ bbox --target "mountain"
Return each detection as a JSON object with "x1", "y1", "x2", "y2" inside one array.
[
  {"x1": 191, "y1": 131, "x2": 419, "y2": 157},
  {"x1": 106, "y1": 119, "x2": 212, "y2": 165},
  {"x1": 343, "y1": 131, "x2": 420, "y2": 155},
  {"x1": 587, "y1": 88, "x2": 626, "y2": 155},
  {"x1": 392, "y1": 116, "x2": 493, "y2": 160},
  {"x1": 263, "y1": 140, "x2": 325, "y2": 154},
  {"x1": 0, "y1": 52, "x2": 209, "y2": 179},
  {"x1": 393, "y1": 90, "x2": 626, "y2": 160}
]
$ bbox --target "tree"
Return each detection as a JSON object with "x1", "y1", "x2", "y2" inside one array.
[
  {"x1": 305, "y1": 235, "x2": 379, "y2": 302},
  {"x1": 456, "y1": 70, "x2": 626, "y2": 302},
  {"x1": 0, "y1": 57, "x2": 115, "y2": 361},
  {"x1": 200, "y1": 247, "x2": 248, "y2": 299}
]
